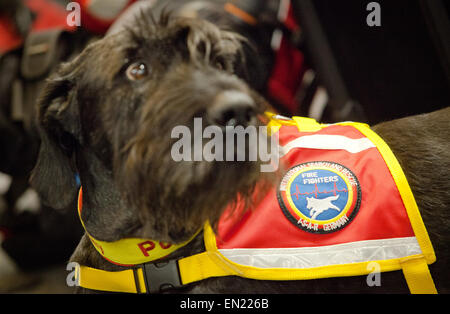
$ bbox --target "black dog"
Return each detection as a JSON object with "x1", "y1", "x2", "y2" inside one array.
[{"x1": 30, "y1": 12, "x2": 450, "y2": 293}]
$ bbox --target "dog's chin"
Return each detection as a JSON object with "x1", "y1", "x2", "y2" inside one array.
[{"x1": 122, "y1": 158, "x2": 266, "y2": 244}]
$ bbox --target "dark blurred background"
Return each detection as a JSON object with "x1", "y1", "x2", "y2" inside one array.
[{"x1": 293, "y1": 0, "x2": 450, "y2": 124}]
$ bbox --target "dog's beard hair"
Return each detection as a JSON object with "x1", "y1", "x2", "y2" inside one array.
[
  {"x1": 117, "y1": 134, "x2": 268, "y2": 243},
  {"x1": 113, "y1": 78, "x2": 272, "y2": 242}
]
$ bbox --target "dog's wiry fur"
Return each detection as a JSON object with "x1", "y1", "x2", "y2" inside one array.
[
  {"x1": 31, "y1": 12, "x2": 450, "y2": 293},
  {"x1": 32, "y1": 13, "x2": 267, "y2": 245}
]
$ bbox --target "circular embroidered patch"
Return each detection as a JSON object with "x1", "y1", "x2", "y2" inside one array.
[{"x1": 277, "y1": 161, "x2": 361, "y2": 234}]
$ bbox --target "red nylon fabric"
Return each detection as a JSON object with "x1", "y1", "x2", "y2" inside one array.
[{"x1": 217, "y1": 124, "x2": 415, "y2": 249}]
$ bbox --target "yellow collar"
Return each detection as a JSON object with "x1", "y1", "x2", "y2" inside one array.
[
  {"x1": 75, "y1": 222, "x2": 226, "y2": 294},
  {"x1": 77, "y1": 188, "x2": 200, "y2": 266}
]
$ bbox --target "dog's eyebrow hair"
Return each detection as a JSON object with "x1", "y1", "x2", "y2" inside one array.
[
  {"x1": 123, "y1": 25, "x2": 147, "y2": 48},
  {"x1": 120, "y1": 9, "x2": 249, "y2": 74},
  {"x1": 123, "y1": 8, "x2": 172, "y2": 46}
]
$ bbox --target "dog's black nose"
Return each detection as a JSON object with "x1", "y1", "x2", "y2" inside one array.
[{"x1": 208, "y1": 90, "x2": 256, "y2": 127}]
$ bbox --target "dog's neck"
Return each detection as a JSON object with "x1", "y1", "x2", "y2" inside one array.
[
  {"x1": 72, "y1": 150, "x2": 208, "y2": 283},
  {"x1": 70, "y1": 150, "x2": 206, "y2": 276},
  {"x1": 76, "y1": 149, "x2": 139, "y2": 242}
]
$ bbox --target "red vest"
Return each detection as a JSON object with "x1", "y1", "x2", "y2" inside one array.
[
  {"x1": 204, "y1": 115, "x2": 436, "y2": 293},
  {"x1": 219, "y1": 118, "x2": 415, "y2": 250}
]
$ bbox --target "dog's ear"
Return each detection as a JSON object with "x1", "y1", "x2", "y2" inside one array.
[{"x1": 30, "y1": 68, "x2": 82, "y2": 210}]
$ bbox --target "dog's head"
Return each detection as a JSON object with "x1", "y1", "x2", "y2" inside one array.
[{"x1": 31, "y1": 13, "x2": 271, "y2": 243}]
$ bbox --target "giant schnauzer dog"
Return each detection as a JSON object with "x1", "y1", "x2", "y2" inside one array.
[{"x1": 30, "y1": 12, "x2": 449, "y2": 293}]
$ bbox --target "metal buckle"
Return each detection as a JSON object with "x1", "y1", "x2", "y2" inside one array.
[{"x1": 137, "y1": 260, "x2": 182, "y2": 293}]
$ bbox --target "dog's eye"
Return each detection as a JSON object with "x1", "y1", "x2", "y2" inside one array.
[{"x1": 126, "y1": 62, "x2": 149, "y2": 81}]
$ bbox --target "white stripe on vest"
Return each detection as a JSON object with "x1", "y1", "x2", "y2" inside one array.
[
  {"x1": 218, "y1": 237, "x2": 421, "y2": 269},
  {"x1": 280, "y1": 134, "x2": 376, "y2": 156}
]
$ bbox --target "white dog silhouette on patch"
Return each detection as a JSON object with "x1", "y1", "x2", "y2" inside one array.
[{"x1": 305, "y1": 195, "x2": 341, "y2": 220}]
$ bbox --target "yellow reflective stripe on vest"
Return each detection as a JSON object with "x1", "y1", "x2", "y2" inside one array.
[
  {"x1": 78, "y1": 266, "x2": 147, "y2": 294},
  {"x1": 401, "y1": 257, "x2": 437, "y2": 294},
  {"x1": 264, "y1": 112, "x2": 325, "y2": 134},
  {"x1": 292, "y1": 116, "x2": 323, "y2": 132},
  {"x1": 179, "y1": 223, "x2": 437, "y2": 294},
  {"x1": 76, "y1": 253, "x2": 437, "y2": 294},
  {"x1": 179, "y1": 252, "x2": 235, "y2": 284}
]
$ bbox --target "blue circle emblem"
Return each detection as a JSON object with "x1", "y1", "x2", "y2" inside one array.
[
  {"x1": 278, "y1": 162, "x2": 361, "y2": 233},
  {"x1": 289, "y1": 169, "x2": 349, "y2": 221}
]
